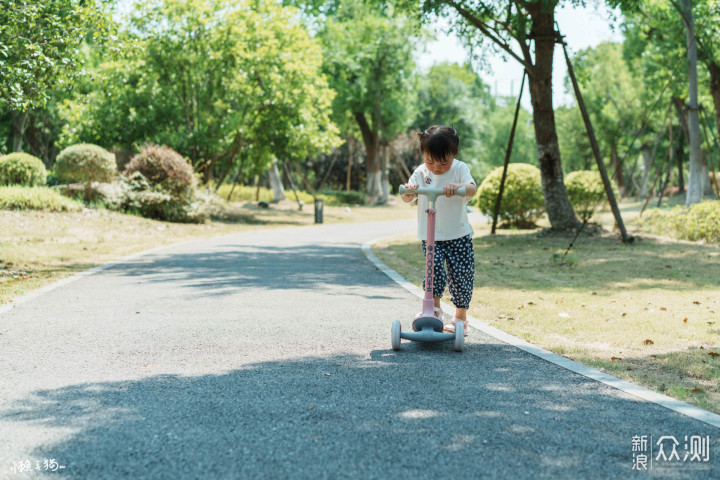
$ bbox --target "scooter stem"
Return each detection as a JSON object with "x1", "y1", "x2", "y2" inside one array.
[
  {"x1": 422, "y1": 207, "x2": 437, "y2": 316},
  {"x1": 398, "y1": 186, "x2": 466, "y2": 317}
]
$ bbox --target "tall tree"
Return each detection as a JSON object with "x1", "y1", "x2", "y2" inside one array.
[
  {"x1": 622, "y1": 0, "x2": 718, "y2": 200},
  {"x1": 319, "y1": 0, "x2": 419, "y2": 203},
  {"x1": 569, "y1": 42, "x2": 647, "y2": 194},
  {"x1": 0, "y1": 0, "x2": 117, "y2": 152},
  {"x1": 422, "y1": 0, "x2": 581, "y2": 230}
]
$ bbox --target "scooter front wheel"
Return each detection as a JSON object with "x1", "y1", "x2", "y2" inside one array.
[{"x1": 391, "y1": 320, "x2": 401, "y2": 351}]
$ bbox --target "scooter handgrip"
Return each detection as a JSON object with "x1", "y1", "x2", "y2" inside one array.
[{"x1": 399, "y1": 186, "x2": 467, "y2": 197}]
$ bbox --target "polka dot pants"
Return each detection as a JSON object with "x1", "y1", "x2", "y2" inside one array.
[{"x1": 421, "y1": 234, "x2": 475, "y2": 309}]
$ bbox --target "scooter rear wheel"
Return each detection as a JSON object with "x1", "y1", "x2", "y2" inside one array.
[
  {"x1": 391, "y1": 320, "x2": 401, "y2": 351},
  {"x1": 454, "y1": 322, "x2": 464, "y2": 352}
]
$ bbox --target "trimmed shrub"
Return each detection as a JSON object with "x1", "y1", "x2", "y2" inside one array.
[
  {"x1": 637, "y1": 201, "x2": 720, "y2": 243},
  {"x1": 124, "y1": 144, "x2": 195, "y2": 195},
  {"x1": 0, "y1": 186, "x2": 82, "y2": 211},
  {"x1": 0, "y1": 153, "x2": 47, "y2": 186},
  {"x1": 108, "y1": 146, "x2": 209, "y2": 223},
  {"x1": 565, "y1": 170, "x2": 614, "y2": 220},
  {"x1": 55, "y1": 144, "x2": 117, "y2": 186},
  {"x1": 475, "y1": 163, "x2": 545, "y2": 228}
]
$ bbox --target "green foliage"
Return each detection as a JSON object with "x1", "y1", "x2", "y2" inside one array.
[
  {"x1": 413, "y1": 62, "x2": 490, "y2": 143},
  {"x1": 0, "y1": 0, "x2": 120, "y2": 110},
  {"x1": 566, "y1": 42, "x2": 650, "y2": 190},
  {"x1": 217, "y1": 184, "x2": 317, "y2": 204},
  {"x1": 0, "y1": 153, "x2": 47, "y2": 186},
  {"x1": 0, "y1": 186, "x2": 82, "y2": 211},
  {"x1": 217, "y1": 184, "x2": 275, "y2": 203},
  {"x1": 316, "y1": 189, "x2": 366, "y2": 206},
  {"x1": 475, "y1": 163, "x2": 545, "y2": 228},
  {"x1": 62, "y1": 0, "x2": 340, "y2": 184},
  {"x1": 481, "y1": 98, "x2": 536, "y2": 177},
  {"x1": 638, "y1": 201, "x2": 720, "y2": 243},
  {"x1": 55, "y1": 144, "x2": 117, "y2": 185},
  {"x1": 319, "y1": 0, "x2": 418, "y2": 139},
  {"x1": 124, "y1": 145, "x2": 195, "y2": 196},
  {"x1": 565, "y1": 170, "x2": 609, "y2": 220}
]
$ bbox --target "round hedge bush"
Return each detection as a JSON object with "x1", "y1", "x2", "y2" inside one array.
[
  {"x1": 565, "y1": 170, "x2": 615, "y2": 220},
  {"x1": 475, "y1": 163, "x2": 545, "y2": 228},
  {"x1": 124, "y1": 144, "x2": 195, "y2": 195},
  {"x1": 0, "y1": 153, "x2": 47, "y2": 186},
  {"x1": 55, "y1": 144, "x2": 117, "y2": 185}
]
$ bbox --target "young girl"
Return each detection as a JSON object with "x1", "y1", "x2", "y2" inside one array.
[{"x1": 401, "y1": 125, "x2": 477, "y2": 334}]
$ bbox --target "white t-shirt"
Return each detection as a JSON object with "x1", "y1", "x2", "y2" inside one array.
[{"x1": 408, "y1": 159, "x2": 476, "y2": 241}]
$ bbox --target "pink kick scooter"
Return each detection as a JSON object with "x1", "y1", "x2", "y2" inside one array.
[{"x1": 392, "y1": 185, "x2": 466, "y2": 352}]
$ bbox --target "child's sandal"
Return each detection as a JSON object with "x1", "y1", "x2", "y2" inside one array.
[{"x1": 443, "y1": 318, "x2": 469, "y2": 336}]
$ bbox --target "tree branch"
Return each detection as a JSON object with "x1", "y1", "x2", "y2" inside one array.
[{"x1": 442, "y1": 0, "x2": 534, "y2": 74}]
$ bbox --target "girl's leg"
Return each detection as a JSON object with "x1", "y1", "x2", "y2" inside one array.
[{"x1": 445, "y1": 235, "x2": 475, "y2": 321}]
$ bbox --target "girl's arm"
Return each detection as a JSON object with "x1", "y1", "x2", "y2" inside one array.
[{"x1": 401, "y1": 183, "x2": 418, "y2": 203}]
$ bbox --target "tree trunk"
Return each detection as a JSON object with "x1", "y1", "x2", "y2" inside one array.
[
  {"x1": 710, "y1": 62, "x2": 720, "y2": 143},
  {"x1": 681, "y1": 0, "x2": 704, "y2": 205},
  {"x1": 11, "y1": 111, "x2": 29, "y2": 152},
  {"x1": 527, "y1": 13, "x2": 580, "y2": 230},
  {"x1": 676, "y1": 130, "x2": 685, "y2": 195},
  {"x1": 346, "y1": 138, "x2": 354, "y2": 192},
  {"x1": 610, "y1": 143, "x2": 625, "y2": 195},
  {"x1": 268, "y1": 158, "x2": 286, "y2": 202},
  {"x1": 378, "y1": 143, "x2": 389, "y2": 205},
  {"x1": 700, "y1": 150, "x2": 716, "y2": 197},
  {"x1": 672, "y1": 98, "x2": 688, "y2": 195},
  {"x1": 640, "y1": 145, "x2": 653, "y2": 198},
  {"x1": 355, "y1": 111, "x2": 380, "y2": 204}
]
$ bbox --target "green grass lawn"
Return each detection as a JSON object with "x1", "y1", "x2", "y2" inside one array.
[{"x1": 373, "y1": 200, "x2": 720, "y2": 415}]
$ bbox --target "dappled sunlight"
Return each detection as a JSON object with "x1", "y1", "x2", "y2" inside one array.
[{"x1": 398, "y1": 409, "x2": 443, "y2": 420}]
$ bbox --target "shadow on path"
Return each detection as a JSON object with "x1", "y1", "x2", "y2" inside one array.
[
  {"x1": 107, "y1": 244, "x2": 385, "y2": 299},
  {"x1": 3, "y1": 345, "x2": 717, "y2": 479}
]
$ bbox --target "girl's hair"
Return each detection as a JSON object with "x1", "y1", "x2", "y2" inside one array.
[{"x1": 417, "y1": 125, "x2": 459, "y2": 163}]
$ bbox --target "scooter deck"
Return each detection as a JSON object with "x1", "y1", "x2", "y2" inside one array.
[{"x1": 403, "y1": 316, "x2": 454, "y2": 342}]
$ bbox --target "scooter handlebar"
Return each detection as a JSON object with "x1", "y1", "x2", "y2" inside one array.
[{"x1": 399, "y1": 185, "x2": 466, "y2": 197}]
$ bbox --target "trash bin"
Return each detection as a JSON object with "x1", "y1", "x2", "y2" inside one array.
[{"x1": 314, "y1": 198, "x2": 324, "y2": 224}]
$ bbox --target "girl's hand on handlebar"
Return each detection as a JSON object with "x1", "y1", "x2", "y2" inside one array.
[
  {"x1": 443, "y1": 183, "x2": 459, "y2": 197},
  {"x1": 401, "y1": 183, "x2": 418, "y2": 202}
]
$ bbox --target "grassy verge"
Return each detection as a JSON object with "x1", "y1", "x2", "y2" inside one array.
[
  {"x1": 1, "y1": 198, "x2": 414, "y2": 305},
  {"x1": 373, "y1": 202, "x2": 720, "y2": 415}
]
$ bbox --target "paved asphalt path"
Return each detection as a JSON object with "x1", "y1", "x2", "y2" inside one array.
[{"x1": 1, "y1": 219, "x2": 718, "y2": 479}]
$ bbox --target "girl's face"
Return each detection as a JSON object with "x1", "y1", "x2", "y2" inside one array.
[{"x1": 423, "y1": 153, "x2": 454, "y2": 175}]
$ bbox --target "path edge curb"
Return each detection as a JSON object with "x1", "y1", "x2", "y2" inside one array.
[{"x1": 362, "y1": 236, "x2": 720, "y2": 430}]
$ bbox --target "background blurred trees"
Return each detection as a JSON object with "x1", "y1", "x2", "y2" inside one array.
[{"x1": 60, "y1": 0, "x2": 340, "y2": 184}]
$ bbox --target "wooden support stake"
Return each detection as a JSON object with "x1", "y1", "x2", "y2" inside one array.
[
  {"x1": 658, "y1": 122, "x2": 677, "y2": 207},
  {"x1": 346, "y1": 138, "x2": 354, "y2": 192},
  {"x1": 562, "y1": 41, "x2": 632, "y2": 242},
  {"x1": 283, "y1": 162, "x2": 303, "y2": 210},
  {"x1": 492, "y1": 70, "x2": 526, "y2": 234},
  {"x1": 699, "y1": 106, "x2": 720, "y2": 198}
]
